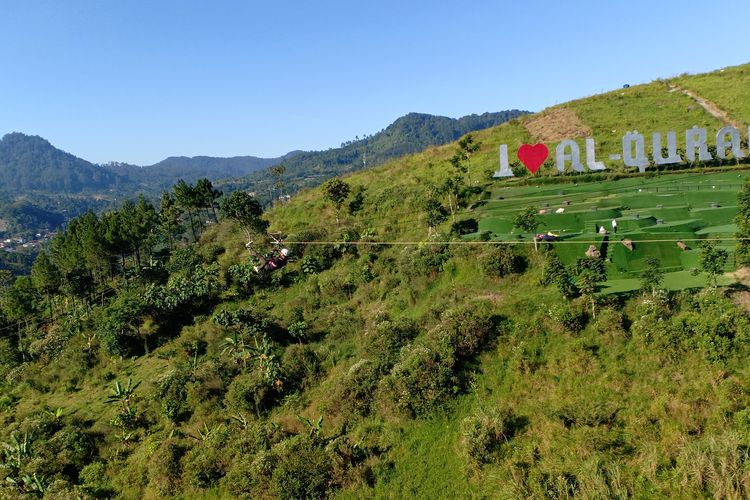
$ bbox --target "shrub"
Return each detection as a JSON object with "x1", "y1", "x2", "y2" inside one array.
[
  {"x1": 166, "y1": 246, "x2": 202, "y2": 274},
  {"x1": 281, "y1": 344, "x2": 319, "y2": 392},
  {"x1": 27, "y1": 327, "x2": 70, "y2": 363},
  {"x1": 47, "y1": 422, "x2": 97, "y2": 477},
  {"x1": 630, "y1": 296, "x2": 672, "y2": 345},
  {"x1": 431, "y1": 302, "x2": 495, "y2": 359},
  {"x1": 379, "y1": 344, "x2": 456, "y2": 418},
  {"x1": 549, "y1": 304, "x2": 587, "y2": 334},
  {"x1": 199, "y1": 243, "x2": 225, "y2": 263},
  {"x1": 224, "y1": 371, "x2": 277, "y2": 416},
  {"x1": 401, "y1": 243, "x2": 450, "y2": 277},
  {"x1": 336, "y1": 359, "x2": 381, "y2": 419},
  {"x1": 181, "y1": 426, "x2": 231, "y2": 489},
  {"x1": 480, "y1": 245, "x2": 526, "y2": 277},
  {"x1": 97, "y1": 290, "x2": 146, "y2": 356},
  {"x1": 220, "y1": 455, "x2": 260, "y2": 497},
  {"x1": 287, "y1": 321, "x2": 309, "y2": 344},
  {"x1": 301, "y1": 256, "x2": 323, "y2": 275},
  {"x1": 270, "y1": 436, "x2": 332, "y2": 500},
  {"x1": 157, "y1": 370, "x2": 192, "y2": 423},
  {"x1": 228, "y1": 262, "x2": 270, "y2": 297},
  {"x1": 0, "y1": 338, "x2": 21, "y2": 379},
  {"x1": 146, "y1": 439, "x2": 187, "y2": 497},
  {"x1": 79, "y1": 462, "x2": 113, "y2": 498},
  {"x1": 669, "y1": 291, "x2": 750, "y2": 361},
  {"x1": 462, "y1": 406, "x2": 519, "y2": 465},
  {"x1": 364, "y1": 317, "x2": 420, "y2": 371}
]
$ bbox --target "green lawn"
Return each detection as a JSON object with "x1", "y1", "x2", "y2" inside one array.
[{"x1": 465, "y1": 170, "x2": 749, "y2": 291}]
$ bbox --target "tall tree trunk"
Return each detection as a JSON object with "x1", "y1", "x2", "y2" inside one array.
[{"x1": 187, "y1": 209, "x2": 198, "y2": 241}]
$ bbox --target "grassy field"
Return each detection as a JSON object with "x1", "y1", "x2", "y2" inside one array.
[
  {"x1": 672, "y1": 64, "x2": 750, "y2": 124},
  {"x1": 463, "y1": 170, "x2": 749, "y2": 292}
]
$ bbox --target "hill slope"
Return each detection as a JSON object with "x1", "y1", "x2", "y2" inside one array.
[
  {"x1": 0, "y1": 133, "x2": 128, "y2": 193},
  {"x1": 2, "y1": 64, "x2": 750, "y2": 499},
  {"x1": 219, "y1": 110, "x2": 529, "y2": 202}
]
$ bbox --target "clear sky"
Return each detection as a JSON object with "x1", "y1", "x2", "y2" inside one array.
[{"x1": 1, "y1": 0, "x2": 748, "y2": 165}]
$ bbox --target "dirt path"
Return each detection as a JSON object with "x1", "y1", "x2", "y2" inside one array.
[{"x1": 668, "y1": 84, "x2": 745, "y2": 130}]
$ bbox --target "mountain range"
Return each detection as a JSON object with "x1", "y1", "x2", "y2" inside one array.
[{"x1": 0, "y1": 110, "x2": 528, "y2": 197}]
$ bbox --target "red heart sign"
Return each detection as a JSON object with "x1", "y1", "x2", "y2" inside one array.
[{"x1": 517, "y1": 143, "x2": 549, "y2": 174}]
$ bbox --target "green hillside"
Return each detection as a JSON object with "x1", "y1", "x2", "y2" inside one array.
[
  {"x1": 218, "y1": 111, "x2": 529, "y2": 204},
  {"x1": 3, "y1": 64, "x2": 750, "y2": 499}
]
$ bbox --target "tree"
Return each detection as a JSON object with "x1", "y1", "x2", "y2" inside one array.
[
  {"x1": 322, "y1": 179, "x2": 351, "y2": 225},
  {"x1": 159, "y1": 191, "x2": 184, "y2": 249},
  {"x1": 101, "y1": 210, "x2": 129, "y2": 271},
  {"x1": 424, "y1": 198, "x2": 448, "y2": 237},
  {"x1": 131, "y1": 196, "x2": 158, "y2": 268},
  {"x1": 219, "y1": 191, "x2": 269, "y2": 238},
  {"x1": 0, "y1": 270, "x2": 13, "y2": 298},
  {"x1": 271, "y1": 165, "x2": 287, "y2": 202},
  {"x1": 30, "y1": 252, "x2": 60, "y2": 317},
  {"x1": 195, "y1": 178, "x2": 222, "y2": 222},
  {"x1": 439, "y1": 175, "x2": 464, "y2": 222},
  {"x1": 1, "y1": 277, "x2": 39, "y2": 357},
  {"x1": 541, "y1": 254, "x2": 578, "y2": 300},
  {"x1": 700, "y1": 241, "x2": 728, "y2": 287},
  {"x1": 513, "y1": 206, "x2": 539, "y2": 250},
  {"x1": 173, "y1": 179, "x2": 200, "y2": 241},
  {"x1": 575, "y1": 257, "x2": 607, "y2": 319},
  {"x1": 735, "y1": 178, "x2": 750, "y2": 266},
  {"x1": 450, "y1": 134, "x2": 481, "y2": 184},
  {"x1": 640, "y1": 257, "x2": 664, "y2": 295}
]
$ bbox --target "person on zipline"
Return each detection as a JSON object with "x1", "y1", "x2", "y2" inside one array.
[{"x1": 246, "y1": 240, "x2": 289, "y2": 273}]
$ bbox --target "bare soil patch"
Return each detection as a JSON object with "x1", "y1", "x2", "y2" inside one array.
[{"x1": 524, "y1": 107, "x2": 591, "y2": 143}]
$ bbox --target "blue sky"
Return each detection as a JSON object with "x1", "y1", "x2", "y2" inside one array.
[{"x1": 1, "y1": 0, "x2": 748, "y2": 165}]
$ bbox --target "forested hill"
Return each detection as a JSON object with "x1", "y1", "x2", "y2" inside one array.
[
  {"x1": 103, "y1": 151, "x2": 303, "y2": 190},
  {"x1": 218, "y1": 110, "x2": 529, "y2": 201},
  {"x1": 0, "y1": 133, "x2": 129, "y2": 193},
  {"x1": 1, "y1": 111, "x2": 526, "y2": 198}
]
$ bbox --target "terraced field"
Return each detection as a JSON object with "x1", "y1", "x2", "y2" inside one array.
[{"x1": 469, "y1": 170, "x2": 749, "y2": 292}]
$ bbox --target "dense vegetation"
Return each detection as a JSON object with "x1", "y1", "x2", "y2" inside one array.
[
  {"x1": 1, "y1": 64, "x2": 750, "y2": 498},
  {"x1": 0, "y1": 134, "x2": 126, "y2": 193}
]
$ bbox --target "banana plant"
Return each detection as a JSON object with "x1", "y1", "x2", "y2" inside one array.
[
  {"x1": 220, "y1": 333, "x2": 250, "y2": 368},
  {"x1": 297, "y1": 415, "x2": 324, "y2": 440},
  {"x1": 248, "y1": 335, "x2": 282, "y2": 387},
  {"x1": 45, "y1": 407, "x2": 64, "y2": 421},
  {"x1": 188, "y1": 423, "x2": 224, "y2": 442},
  {"x1": 6, "y1": 473, "x2": 47, "y2": 496},
  {"x1": 105, "y1": 378, "x2": 141, "y2": 411},
  {"x1": 230, "y1": 413, "x2": 249, "y2": 431},
  {"x1": 1, "y1": 432, "x2": 32, "y2": 471}
]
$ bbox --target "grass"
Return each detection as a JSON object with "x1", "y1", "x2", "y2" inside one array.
[
  {"x1": 671, "y1": 63, "x2": 750, "y2": 124},
  {"x1": 465, "y1": 170, "x2": 749, "y2": 290}
]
